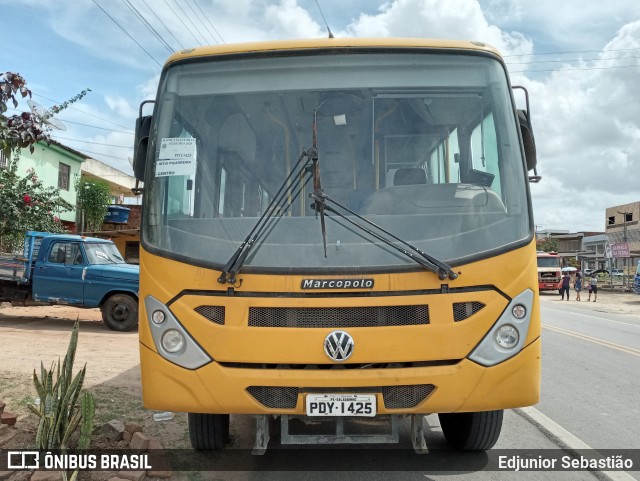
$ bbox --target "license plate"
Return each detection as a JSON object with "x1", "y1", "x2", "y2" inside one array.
[
  {"x1": 546, "y1": 284, "x2": 554, "y2": 287},
  {"x1": 305, "y1": 393, "x2": 376, "y2": 417}
]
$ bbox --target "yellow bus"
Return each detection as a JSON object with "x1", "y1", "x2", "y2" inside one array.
[{"x1": 133, "y1": 38, "x2": 540, "y2": 452}]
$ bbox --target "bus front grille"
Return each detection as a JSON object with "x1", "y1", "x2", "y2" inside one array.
[
  {"x1": 194, "y1": 305, "x2": 225, "y2": 325},
  {"x1": 247, "y1": 305, "x2": 429, "y2": 328},
  {"x1": 246, "y1": 384, "x2": 436, "y2": 410},
  {"x1": 247, "y1": 386, "x2": 299, "y2": 409},
  {"x1": 452, "y1": 301, "x2": 485, "y2": 322}
]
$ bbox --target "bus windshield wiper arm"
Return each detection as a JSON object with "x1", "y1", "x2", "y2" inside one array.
[
  {"x1": 218, "y1": 150, "x2": 313, "y2": 285},
  {"x1": 308, "y1": 191, "x2": 459, "y2": 281},
  {"x1": 309, "y1": 109, "x2": 328, "y2": 258}
]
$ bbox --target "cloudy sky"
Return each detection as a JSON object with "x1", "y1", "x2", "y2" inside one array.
[{"x1": 2, "y1": 0, "x2": 640, "y2": 232}]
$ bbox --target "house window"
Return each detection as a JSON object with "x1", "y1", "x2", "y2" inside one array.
[
  {"x1": 0, "y1": 150, "x2": 7, "y2": 169},
  {"x1": 608, "y1": 216, "x2": 615, "y2": 225},
  {"x1": 624, "y1": 212, "x2": 632, "y2": 222},
  {"x1": 125, "y1": 241, "x2": 140, "y2": 264},
  {"x1": 58, "y1": 163, "x2": 70, "y2": 190}
]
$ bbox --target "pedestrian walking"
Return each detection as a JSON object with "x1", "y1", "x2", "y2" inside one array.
[
  {"x1": 588, "y1": 275, "x2": 598, "y2": 302},
  {"x1": 574, "y1": 273, "x2": 582, "y2": 301},
  {"x1": 560, "y1": 272, "x2": 571, "y2": 300}
]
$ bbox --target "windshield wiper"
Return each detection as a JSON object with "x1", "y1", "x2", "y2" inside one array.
[
  {"x1": 309, "y1": 190, "x2": 459, "y2": 281},
  {"x1": 309, "y1": 110, "x2": 328, "y2": 258},
  {"x1": 218, "y1": 150, "x2": 313, "y2": 285}
]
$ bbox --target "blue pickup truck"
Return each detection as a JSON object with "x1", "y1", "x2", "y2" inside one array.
[{"x1": 0, "y1": 231, "x2": 139, "y2": 331}]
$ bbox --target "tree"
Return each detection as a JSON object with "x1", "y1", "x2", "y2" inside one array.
[
  {"x1": 536, "y1": 236, "x2": 559, "y2": 253},
  {"x1": 0, "y1": 72, "x2": 89, "y2": 251},
  {"x1": 75, "y1": 177, "x2": 112, "y2": 232},
  {"x1": 1, "y1": 72, "x2": 90, "y2": 156}
]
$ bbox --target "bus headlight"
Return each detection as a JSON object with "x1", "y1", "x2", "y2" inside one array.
[
  {"x1": 144, "y1": 296, "x2": 211, "y2": 369},
  {"x1": 496, "y1": 324, "x2": 519, "y2": 348},
  {"x1": 152, "y1": 310, "x2": 166, "y2": 324},
  {"x1": 469, "y1": 289, "x2": 534, "y2": 366},
  {"x1": 512, "y1": 304, "x2": 526, "y2": 319},
  {"x1": 161, "y1": 329, "x2": 185, "y2": 353}
]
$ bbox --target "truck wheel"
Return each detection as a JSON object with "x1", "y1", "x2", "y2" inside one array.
[
  {"x1": 101, "y1": 294, "x2": 138, "y2": 331},
  {"x1": 438, "y1": 410, "x2": 503, "y2": 451},
  {"x1": 189, "y1": 413, "x2": 230, "y2": 450}
]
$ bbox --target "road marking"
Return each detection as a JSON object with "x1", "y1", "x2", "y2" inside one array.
[
  {"x1": 516, "y1": 407, "x2": 638, "y2": 481},
  {"x1": 543, "y1": 324, "x2": 640, "y2": 357},
  {"x1": 543, "y1": 310, "x2": 640, "y2": 329}
]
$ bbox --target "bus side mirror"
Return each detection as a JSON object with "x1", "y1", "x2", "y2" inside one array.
[
  {"x1": 133, "y1": 115, "x2": 151, "y2": 181},
  {"x1": 513, "y1": 85, "x2": 540, "y2": 182},
  {"x1": 133, "y1": 100, "x2": 155, "y2": 182},
  {"x1": 518, "y1": 109, "x2": 537, "y2": 172}
]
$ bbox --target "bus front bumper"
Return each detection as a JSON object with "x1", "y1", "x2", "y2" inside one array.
[{"x1": 140, "y1": 337, "x2": 540, "y2": 414}]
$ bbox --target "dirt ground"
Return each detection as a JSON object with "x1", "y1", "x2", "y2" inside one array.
[{"x1": 0, "y1": 304, "x2": 190, "y2": 480}]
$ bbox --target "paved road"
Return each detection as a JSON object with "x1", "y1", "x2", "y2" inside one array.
[{"x1": 537, "y1": 291, "x2": 640, "y2": 451}]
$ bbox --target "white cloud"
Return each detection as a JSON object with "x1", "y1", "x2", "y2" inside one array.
[
  {"x1": 344, "y1": 0, "x2": 533, "y2": 57},
  {"x1": 105, "y1": 96, "x2": 136, "y2": 120},
  {"x1": 138, "y1": 75, "x2": 161, "y2": 102},
  {"x1": 264, "y1": 0, "x2": 324, "y2": 38}
]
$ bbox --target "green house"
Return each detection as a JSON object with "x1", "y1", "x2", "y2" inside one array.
[{"x1": 8, "y1": 140, "x2": 86, "y2": 231}]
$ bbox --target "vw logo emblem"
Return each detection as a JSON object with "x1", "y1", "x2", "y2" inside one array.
[{"x1": 324, "y1": 330, "x2": 354, "y2": 362}]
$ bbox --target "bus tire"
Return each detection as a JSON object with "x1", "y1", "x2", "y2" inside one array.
[
  {"x1": 438, "y1": 410, "x2": 503, "y2": 451},
  {"x1": 189, "y1": 413, "x2": 230, "y2": 450},
  {"x1": 101, "y1": 293, "x2": 138, "y2": 331}
]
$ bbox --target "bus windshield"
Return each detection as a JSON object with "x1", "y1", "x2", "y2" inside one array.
[{"x1": 143, "y1": 51, "x2": 531, "y2": 272}]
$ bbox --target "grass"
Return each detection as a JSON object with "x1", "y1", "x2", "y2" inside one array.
[{"x1": 91, "y1": 384, "x2": 147, "y2": 425}]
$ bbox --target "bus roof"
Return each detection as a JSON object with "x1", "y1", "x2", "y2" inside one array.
[{"x1": 165, "y1": 37, "x2": 502, "y2": 66}]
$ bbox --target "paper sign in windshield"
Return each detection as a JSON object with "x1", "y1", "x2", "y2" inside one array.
[{"x1": 156, "y1": 138, "x2": 196, "y2": 176}]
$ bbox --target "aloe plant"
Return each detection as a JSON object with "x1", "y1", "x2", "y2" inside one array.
[{"x1": 27, "y1": 321, "x2": 95, "y2": 452}]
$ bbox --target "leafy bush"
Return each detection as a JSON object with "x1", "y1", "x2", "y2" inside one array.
[
  {"x1": 0, "y1": 153, "x2": 72, "y2": 252},
  {"x1": 75, "y1": 177, "x2": 112, "y2": 232}
]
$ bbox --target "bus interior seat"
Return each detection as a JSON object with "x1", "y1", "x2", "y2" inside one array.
[
  {"x1": 361, "y1": 182, "x2": 505, "y2": 217},
  {"x1": 393, "y1": 168, "x2": 427, "y2": 186}
]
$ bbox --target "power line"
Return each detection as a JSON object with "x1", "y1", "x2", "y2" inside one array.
[
  {"x1": 70, "y1": 147, "x2": 130, "y2": 161},
  {"x1": 121, "y1": 0, "x2": 175, "y2": 53},
  {"x1": 503, "y1": 46, "x2": 640, "y2": 58},
  {"x1": 52, "y1": 136, "x2": 133, "y2": 149},
  {"x1": 191, "y1": 0, "x2": 224, "y2": 44},
  {"x1": 140, "y1": 0, "x2": 185, "y2": 50},
  {"x1": 184, "y1": 0, "x2": 217, "y2": 44},
  {"x1": 33, "y1": 93, "x2": 132, "y2": 131},
  {"x1": 506, "y1": 55, "x2": 640, "y2": 66},
  {"x1": 509, "y1": 62, "x2": 640, "y2": 74},
  {"x1": 5, "y1": 107, "x2": 134, "y2": 134},
  {"x1": 161, "y1": 0, "x2": 203, "y2": 47},
  {"x1": 57, "y1": 118, "x2": 134, "y2": 134},
  {"x1": 175, "y1": 0, "x2": 210, "y2": 45},
  {"x1": 90, "y1": 0, "x2": 163, "y2": 67}
]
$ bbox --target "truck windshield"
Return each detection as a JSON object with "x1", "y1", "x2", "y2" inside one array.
[
  {"x1": 85, "y1": 243, "x2": 125, "y2": 265},
  {"x1": 537, "y1": 257, "x2": 560, "y2": 268},
  {"x1": 143, "y1": 51, "x2": 531, "y2": 272}
]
